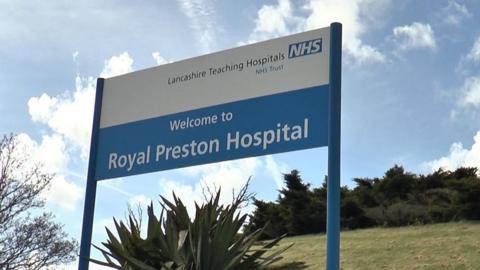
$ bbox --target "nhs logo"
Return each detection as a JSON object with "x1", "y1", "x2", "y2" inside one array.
[{"x1": 288, "y1": 38, "x2": 322, "y2": 58}]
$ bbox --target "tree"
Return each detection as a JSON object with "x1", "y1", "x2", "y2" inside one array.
[
  {"x1": 278, "y1": 170, "x2": 313, "y2": 235},
  {"x1": 0, "y1": 134, "x2": 78, "y2": 269},
  {"x1": 378, "y1": 165, "x2": 416, "y2": 200},
  {"x1": 246, "y1": 171, "x2": 329, "y2": 238},
  {"x1": 245, "y1": 199, "x2": 287, "y2": 239},
  {"x1": 446, "y1": 167, "x2": 480, "y2": 220}
]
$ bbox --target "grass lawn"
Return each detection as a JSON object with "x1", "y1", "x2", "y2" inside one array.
[{"x1": 267, "y1": 222, "x2": 480, "y2": 270}]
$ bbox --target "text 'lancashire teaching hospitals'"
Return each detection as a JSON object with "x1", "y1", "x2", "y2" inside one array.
[
  {"x1": 108, "y1": 118, "x2": 309, "y2": 173},
  {"x1": 167, "y1": 37, "x2": 322, "y2": 86}
]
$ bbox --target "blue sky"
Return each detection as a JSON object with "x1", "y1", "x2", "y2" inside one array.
[{"x1": 2, "y1": 0, "x2": 480, "y2": 268}]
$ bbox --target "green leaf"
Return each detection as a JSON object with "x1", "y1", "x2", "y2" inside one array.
[{"x1": 91, "y1": 179, "x2": 288, "y2": 269}]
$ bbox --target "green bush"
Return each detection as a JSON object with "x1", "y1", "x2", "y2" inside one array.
[
  {"x1": 424, "y1": 188, "x2": 457, "y2": 222},
  {"x1": 384, "y1": 202, "x2": 429, "y2": 226},
  {"x1": 90, "y1": 185, "x2": 291, "y2": 269},
  {"x1": 341, "y1": 198, "x2": 375, "y2": 229}
]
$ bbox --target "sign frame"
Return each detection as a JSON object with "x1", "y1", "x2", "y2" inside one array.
[{"x1": 78, "y1": 22, "x2": 341, "y2": 270}]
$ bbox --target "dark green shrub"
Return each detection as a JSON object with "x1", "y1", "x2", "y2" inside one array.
[
  {"x1": 378, "y1": 165, "x2": 416, "y2": 200},
  {"x1": 341, "y1": 198, "x2": 375, "y2": 229},
  {"x1": 448, "y1": 176, "x2": 480, "y2": 220},
  {"x1": 384, "y1": 202, "x2": 429, "y2": 226},
  {"x1": 423, "y1": 188, "x2": 457, "y2": 222},
  {"x1": 245, "y1": 199, "x2": 287, "y2": 240}
]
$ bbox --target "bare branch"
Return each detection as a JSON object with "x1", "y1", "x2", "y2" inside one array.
[{"x1": 0, "y1": 134, "x2": 78, "y2": 269}]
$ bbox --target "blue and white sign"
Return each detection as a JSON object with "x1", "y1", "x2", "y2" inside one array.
[
  {"x1": 80, "y1": 23, "x2": 341, "y2": 270},
  {"x1": 95, "y1": 27, "x2": 331, "y2": 180}
]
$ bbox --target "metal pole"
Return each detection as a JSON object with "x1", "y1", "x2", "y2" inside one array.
[
  {"x1": 326, "y1": 22, "x2": 342, "y2": 270},
  {"x1": 78, "y1": 78, "x2": 104, "y2": 270}
]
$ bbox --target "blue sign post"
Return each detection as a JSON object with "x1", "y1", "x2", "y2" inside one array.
[
  {"x1": 327, "y1": 22, "x2": 342, "y2": 270},
  {"x1": 78, "y1": 23, "x2": 341, "y2": 270},
  {"x1": 78, "y1": 78, "x2": 104, "y2": 270}
]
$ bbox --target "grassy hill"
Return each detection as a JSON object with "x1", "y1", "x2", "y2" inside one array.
[{"x1": 267, "y1": 222, "x2": 480, "y2": 270}]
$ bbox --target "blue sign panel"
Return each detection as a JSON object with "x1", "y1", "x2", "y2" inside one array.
[{"x1": 95, "y1": 85, "x2": 329, "y2": 180}]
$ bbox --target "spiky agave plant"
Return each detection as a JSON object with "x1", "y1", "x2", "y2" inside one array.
[{"x1": 90, "y1": 182, "x2": 291, "y2": 269}]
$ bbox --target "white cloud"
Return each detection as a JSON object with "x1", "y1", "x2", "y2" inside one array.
[
  {"x1": 93, "y1": 218, "x2": 116, "y2": 237},
  {"x1": 443, "y1": 0, "x2": 471, "y2": 26},
  {"x1": 449, "y1": 109, "x2": 458, "y2": 121},
  {"x1": 98, "y1": 180, "x2": 134, "y2": 198},
  {"x1": 343, "y1": 39, "x2": 385, "y2": 63},
  {"x1": 72, "y1": 51, "x2": 79, "y2": 62},
  {"x1": 189, "y1": 157, "x2": 261, "y2": 193},
  {"x1": 303, "y1": 0, "x2": 385, "y2": 63},
  {"x1": 152, "y1": 52, "x2": 169, "y2": 65},
  {"x1": 23, "y1": 52, "x2": 135, "y2": 210},
  {"x1": 28, "y1": 76, "x2": 95, "y2": 158},
  {"x1": 423, "y1": 131, "x2": 480, "y2": 172},
  {"x1": 28, "y1": 93, "x2": 58, "y2": 123},
  {"x1": 159, "y1": 179, "x2": 201, "y2": 218},
  {"x1": 177, "y1": 0, "x2": 217, "y2": 53},
  {"x1": 160, "y1": 157, "x2": 262, "y2": 217},
  {"x1": 15, "y1": 133, "x2": 67, "y2": 174},
  {"x1": 247, "y1": 0, "x2": 301, "y2": 42},
  {"x1": 128, "y1": 194, "x2": 152, "y2": 208},
  {"x1": 393, "y1": 22, "x2": 436, "y2": 51},
  {"x1": 247, "y1": 0, "x2": 386, "y2": 64},
  {"x1": 159, "y1": 156, "x2": 292, "y2": 217},
  {"x1": 42, "y1": 175, "x2": 82, "y2": 211},
  {"x1": 265, "y1": 155, "x2": 289, "y2": 188},
  {"x1": 449, "y1": 75, "x2": 480, "y2": 121},
  {"x1": 35, "y1": 134, "x2": 69, "y2": 172},
  {"x1": 182, "y1": 157, "x2": 261, "y2": 181},
  {"x1": 100, "y1": 52, "x2": 134, "y2": 78},
  {"x1": 28, "y1": 52, "x2": 134, "y2": 159},
  {"x1": 459, "y1": 76, "x2": 480, "y2": 107},
  {"x1": 15, "y1": 133, "x2": 82, "y2": 211},
  {"x1": 466, "y1": 37, "x2": 480, "y2": 63},
  {"x1": 255, "y1": 0, "x2": 293, "y2": 34}
]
